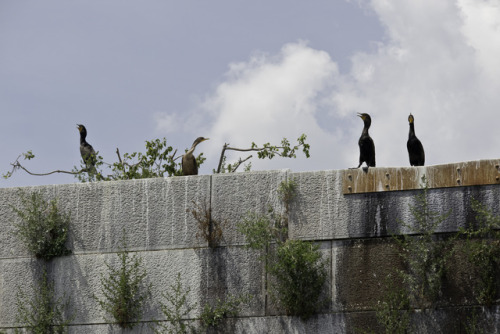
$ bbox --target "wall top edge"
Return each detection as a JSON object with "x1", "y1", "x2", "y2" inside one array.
[{"x1": 343, "y1": 158, "x2": 500, "y2": 194}]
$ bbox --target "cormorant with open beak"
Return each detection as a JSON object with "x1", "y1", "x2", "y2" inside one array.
[{"x1": 77, "y1": 124, "x2": 96, "y2": 168}]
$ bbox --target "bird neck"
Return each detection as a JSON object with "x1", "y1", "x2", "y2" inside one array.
[
  {"x1": 409, "y1": 123, "x2": 415, "y2": 138},
  {"x1": 186, "y1": 146, "x2": 196, "y2": 156},
  {"x1": 362, "y1": 120, "x2": 371, "y2": 135},
  {"x1": 80, "y1": 132, "x2": 87, "y2": 144}
]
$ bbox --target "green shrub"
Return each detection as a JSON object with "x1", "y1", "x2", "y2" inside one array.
[
  {"x1": 238, "y1": 179, "x2": 327, "y2": 320},
  {"x1": 96, "y1": 234, "x2": 152, "y2": 329},
  {"x1": 200, "y1": 294, "x2": 252, "y2": 329},
  {"x1": 458, "y1": 198, "x2": 500, "y2": 306},
  {"x1": 268, "y1": 239, "x2": 327, "y2": 320},
  {"x1": 11, "y1": 191, "x2": 71, "y2": 260},
  {"x1": 188, "y1": 201, "x2": 225, "y2": 248},
  {"x1": 375, "y1": 182, "x2": 452, "y2": 332},
  {"x1": 154, "y1": 272, "x2": 197, "y2": 334},
  {"x1": 375, "y1": 275, "x2": 411, "y2": 334},
  {"x1": 15, "y1": 269, "x2": 71, "y2": 334},
  {"x1": 238, "y1": 211, "x2": 280, "y2": 251},
  {"x1": 395, "y1": 185, "x2": 452, "y2": 308}
]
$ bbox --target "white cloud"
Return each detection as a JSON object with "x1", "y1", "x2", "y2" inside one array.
[
  {"x1": 201, "y1": 0, "x2": 500, "y2": 173},
  {"x1": 154, "y1": 112, "x2": 182, "y2": 133},
  {"x1": 201, "y1": 41, "x2": 340, "y2": 172}
]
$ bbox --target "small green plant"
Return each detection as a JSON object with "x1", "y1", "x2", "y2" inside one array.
[
  {"x1": 374, "y1": 181, "x2": 453, "y2": 333},
  {"x1": 375, "y1": 275, "x2": 411, "y2": 334},
  {"x1": 15, "y1": 269, "x2": 71, "y2": 334},
  {"x1": 200, "y1": 294, "x2": 252, "y2": 329},
  {"x1": 395, "y1": 183, "x2": 452, "y2": 308},
  {"x1": 11, "y1": 191, "x2": 71, "y2": 260},
  {"x1": 188, "y1": 201, "x2": 225, "y2": 248},
  {"x1": 238, "y1": 210, "x2": 284, "y2": 251},
  {"x1": 154, "y1": 273, "x2": 197, "y2": 334},
  {"x1": 458, "y1": 198, "x2": 500, "y2": 306},
  {"x1": 268, "y1": 239, "x2": 327, "y2": 320},
  {"x1": 277, "y1": 178, "x2": 297, "y2": 212},
  {"x1": 96, "y1": 233, "x2": 152, "y2": 329},
  {"x1": 464, "y1": 308, "x2": 481, "y2": 334},
  {"x1": 238, "y1": 179, "x2": 327, "y2": 320}
]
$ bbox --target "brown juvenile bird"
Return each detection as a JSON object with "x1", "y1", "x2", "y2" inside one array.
[
  {"x1": 407, "y1": 114, "x2": 425, "y2": 166},
  {"x1": 77, "y1": 124, "x2": 96, "y2": 168},
  {"x1": 356, "y1": 113, "x2": 376, "y2": 168},
  {"x1": 182, "y1": 137, "x2": 209, "y2": 176}
]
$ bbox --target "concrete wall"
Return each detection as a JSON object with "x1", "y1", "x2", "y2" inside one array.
[{"x1": 0, "y1": 166, "x2": 499, "y2": 333}]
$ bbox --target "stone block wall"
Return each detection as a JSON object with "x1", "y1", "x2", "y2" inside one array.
[{"x1": 0, "y1": 166, "x2": 499, "y2": 333}]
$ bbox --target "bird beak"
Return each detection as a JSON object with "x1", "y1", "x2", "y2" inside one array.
[{"x1": 203, "y1": 138, "x2": 210, "y2": 142}]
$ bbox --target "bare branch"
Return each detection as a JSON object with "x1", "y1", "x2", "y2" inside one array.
[
  {"x1": 8, "y1": 159, "x2": 85, "y2": 177},
  {"x1": 216, "y1": 143, "x2": 229, "y2": 174},
  {"x1": 172, "y1": 149, "x2": 181, "y2": 162},
  {"x1": 116, "y1": 148, "x2": 123, "y2": 165},
  {"x1": 224, "y1": 145, "x2": 296, "y2": 157},
  {"x1": 231, "y1": 155, "x2": 252, "y2": 173}
]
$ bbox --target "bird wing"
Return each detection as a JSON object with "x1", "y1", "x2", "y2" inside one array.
[{"x1": 80, "y1": 143, "x2": 96, "y2": 166}]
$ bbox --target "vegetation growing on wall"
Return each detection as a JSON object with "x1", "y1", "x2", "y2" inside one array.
[
  {"x1": 238, "y1": 178, "x2": 327, "y2": 320},
  {"x1": 200, "y1": 294, "x2": 253, "y2": 329},
  {"x1": 396, "y1": 186, "x2": 452, "y2": 308},
  {"x1": 15, "y1": 269, "x2": 71, "y2": 334},
  {"x1": 374, "y1": 274, "x2": 411, "y2": 334},
  {"x1": 11, "y1": 191, "x2": 71, "y2": 260},
  {"x1": 268, "y1": 239, "x2": 328, "y2": 319},
  {"x1": 374, "y1": 184, "x2": 453, "y2": 332},
  {"x1": 188, "y1": 200, "x2": 225, "y2": 248},
  {"x1": 375, "y1": 184, "x2": 500, "y2": 333},
  {"x1": 95, "y1": 234, "x2": 152, "y2": 329},
  {"x1": 154, "y1": 272, "x2": 251, "y2": 333},
  {"x1": 154, "y1": 273, "x2": 197, "y2": 334},
  {"x1": 457, "y1": 198, "x2": 500, "y2": 307}
]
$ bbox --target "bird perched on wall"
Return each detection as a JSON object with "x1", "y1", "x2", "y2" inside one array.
[
  {"x1": 182, "y1": 137, "x2": 209, "y2": 176},
  {"x1": 356, "y1": 113, "x2": 376, "y2": 168},
  {"x1": 407, "y1": 114, "x2": 425, "y2": 166},
  {"x1": 77, "y1": 124, "x2": 96, "y2": 169}
]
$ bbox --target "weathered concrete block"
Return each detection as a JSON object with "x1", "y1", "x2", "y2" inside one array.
[
  {"x1": 211, "y1": 170, "x2": 289, "y2": 246},
  {"x1": 0, "y1": 258, "x2": 42, "y2": 326},
  {"x1": 1, "y1": 245, "x2": 266, "y2": 328},
  {"x1": 333, "y1": 238, "x2": 404, "y2": 312},
  {"x1": 0, "y1": 176, "x2": 211, "y2": 259},
  {"x1": 196, "y1": 246, "x2": 265, "y2": 317},
  {"x1": 0, "y1": 249, "x2": 204, "y2": 327},
  {"x1": 289, "y1": 171, "x2": 500, "y2": 241}
]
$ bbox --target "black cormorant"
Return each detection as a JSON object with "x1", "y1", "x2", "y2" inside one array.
[
  {"x1": 357, "y1": 113, "x2": 376, "y2": 168},
  {"x1": 182, "y1": 137, "x2": 209, "y2": 176},
  {"x1": 77, "y1": 124, "x2": 96, "y2": 167},
  {"x1": 407, "y1": 114, "x2": 425, "y2": 166}
]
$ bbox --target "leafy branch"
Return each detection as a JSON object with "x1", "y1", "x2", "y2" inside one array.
[
  {"x1": 4, "y1": 138, "x2": 204, "y2": 182},
  {"x1": 215, "y1": 134, "x2": 310, "y2": 173},
  {"x1": 5, "y1": 134, "x2": 310, "y2": 180},
  {"x1": 3, "y1": 151, "x2": 81, "y2": 179}
]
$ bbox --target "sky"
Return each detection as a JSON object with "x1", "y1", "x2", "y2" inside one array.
[{"x1": 1, "y1": 0, "x2": 499, "y2": 188}]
